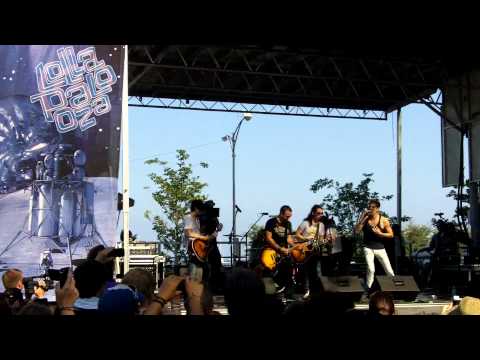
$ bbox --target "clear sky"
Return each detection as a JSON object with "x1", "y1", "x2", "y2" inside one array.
[{"x1": 121, "y1": 94, "x2": 457, "y2": 257}]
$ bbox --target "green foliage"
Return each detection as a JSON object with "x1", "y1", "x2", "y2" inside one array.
[
  {"x1": 402, "y1": 223, "x2": 432, "y2": 256},
  {"x1": 144, "y1": 149, "x2": 208, "y2": 265},
  {"x1": 310, "y1": 173, "x2": 411, "y2": 260},
  {"x1": 310, "y1": 173, "x2": 396, "y2": 236},
  {"x1": 246, "y1": 225, "x2": 265, "y2": 267},
  {"x1": 446, "y1": 179, "x2": 471, "y2": 220}
]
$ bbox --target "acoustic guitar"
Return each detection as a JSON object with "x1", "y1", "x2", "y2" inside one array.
[{"x1": 291, "y1": 230, "x2": 336, "y2": 264}]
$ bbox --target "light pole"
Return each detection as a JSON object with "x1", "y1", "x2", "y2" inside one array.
[{"x1": 222, "y1": 112, "x2": 252, "y2": 266}]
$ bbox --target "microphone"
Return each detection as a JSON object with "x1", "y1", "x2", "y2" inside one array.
[
  {"x1": 260, "y1": 212, "x2": 269, "y2": 216},
  {"x1": 235, "y1": 205, "x2": 242, "y2": 213}
]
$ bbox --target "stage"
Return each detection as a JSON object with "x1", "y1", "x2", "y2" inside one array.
[{"x1": 160, "y1": 294, "x2": 451, "y2": 316}]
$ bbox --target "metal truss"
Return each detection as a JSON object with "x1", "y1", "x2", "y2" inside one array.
[
  {"x1": 128, "y1": 46, "x2": 448, "y2": 120},
  {"x1": 128, "y1": 93, "x2": 443, "y2": 120},
  {"x1": 420, "y1": 90, "x2": 443, "y2": 113},
  {"x1": 128, "y1": 96, "x2": 388, "y2": 120},
  {"x1": 129, "y1": 45, "x2": 450, "y2": 113}
]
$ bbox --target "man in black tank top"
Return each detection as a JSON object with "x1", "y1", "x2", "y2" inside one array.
[{"x1": 355, "y1": 199, "x2": 395, "y2": 291}]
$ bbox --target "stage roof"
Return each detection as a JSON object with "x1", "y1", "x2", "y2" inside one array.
[{"x1": 128, "y1": 45, "x2": 479, "y2": 113}]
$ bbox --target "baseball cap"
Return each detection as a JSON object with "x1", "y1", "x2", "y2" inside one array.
[{"x1": 98, "y1": 284, "x2": 144, "y2": 315}]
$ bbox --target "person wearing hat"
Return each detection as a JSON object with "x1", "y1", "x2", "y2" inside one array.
[{"x1": 98, "y1": 283, "x2": 143, "y2": 315}]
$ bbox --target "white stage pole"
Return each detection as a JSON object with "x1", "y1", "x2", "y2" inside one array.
[{"x1": 121, "y1": 45, "x2": 130, "y2": 274}]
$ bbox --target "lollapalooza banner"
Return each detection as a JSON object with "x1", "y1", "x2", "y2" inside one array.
[{"x1": 0, "y1": 45, "x2": 124, "y2": 287}]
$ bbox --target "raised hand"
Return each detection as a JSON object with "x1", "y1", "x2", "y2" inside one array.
[
  {"x1": 55, "y1": 270, "x2": 79, "y2": 309},
  {"x1": 157, "y1": 275, "x2": 185, "y2": 302}
]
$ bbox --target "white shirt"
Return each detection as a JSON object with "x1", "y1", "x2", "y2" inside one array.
[
  {"x1": 297, "y1": 220, "x2": 325, "y2": 240},
  {"x1": 183, "y1": 213, "x2": 200, "y2": 247},
  {"x1": 74, "y1": 297, "x2": 99, "y2": 310},
  {"x1": 297, "y1": 220, "x2": 342, "y2": 254}
]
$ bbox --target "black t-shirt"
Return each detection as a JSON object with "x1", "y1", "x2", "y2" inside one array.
[
  {"x1": 363, "y1": 216, "x2": 385, "y2": 249},
  {"x1": 265, "y1": 217, "x2": 292, "y2": 248}
]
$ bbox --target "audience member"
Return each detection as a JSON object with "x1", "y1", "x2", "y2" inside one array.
[
  {"x1": 98, "y1": 283, "x2": 143, "y2": 315},
  {"x1": 224, "y1": 268, "x2": 266, "y2": 316},
  {"x1": 122, "y1": 268, "x2": 156, "y2": 312},
  {"x1": 17, "y1": 302, "x2": 52, "y2": 316},
  {"x1": 1, "y1": 268, "x2": 26, "y2": 314},
  {"x1": 88, "y1": 245, "x2": 117, "y2": 289},
  {"x1": 144, "y1": 275, "x2": 204, "y2": 315},
  {"x1": 368, "y1": 291, "x2": 395, "y2": 316},
  {"x1": 55, "y1": 270, "x2": 79, "y2": 316},
  {"x1": 73, "y1": 259, "x2": 109, "y2": 314}
]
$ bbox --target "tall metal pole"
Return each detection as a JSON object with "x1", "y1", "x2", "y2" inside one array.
[
  {"x1": 468, "y1": 127, "x2": 480, "y2": 249},
  {"x1": 466, "y1": 74, "x2": 480, "y2": 253},
  {"x1": 396, "y1": 108, "x2": 402, "y2": 273},
  {"x1": 231, "y1": 137, "x2": 236, "y2": 266},
  {"x1": 122, "y1": 45, "x2": 130, "y2": 274}
]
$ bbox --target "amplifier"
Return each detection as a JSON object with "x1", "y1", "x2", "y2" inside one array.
[{"x1": 119, "y1": 256, "x2": 165, "y2": 286}]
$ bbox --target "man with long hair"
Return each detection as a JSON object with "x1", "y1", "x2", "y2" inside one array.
[{"x1": 295, "y1": 205, "x2": 326, "y2": 299}]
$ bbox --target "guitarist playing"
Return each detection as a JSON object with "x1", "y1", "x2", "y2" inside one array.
[
  {"x1": 264, "y1": 205, "x2": 295, "y2": 298},
  {"x1": 295, "y1": 205, "x2": 326, "y2": 299},
  {"x1": 183, "y1": 200, "x2": 217, "y2": 284}
]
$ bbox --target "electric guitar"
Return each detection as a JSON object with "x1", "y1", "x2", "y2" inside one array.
[
  {"x1": 190, "y1": 237, "x2": 212, "y2": 263},
  {"x1": 260, "y1": 247, "x2": 289, "y2": 271}
]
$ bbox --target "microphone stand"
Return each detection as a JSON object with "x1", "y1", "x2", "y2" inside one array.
[{"x1": 239, "y1": 213, "x2": 268, "y2": 264}]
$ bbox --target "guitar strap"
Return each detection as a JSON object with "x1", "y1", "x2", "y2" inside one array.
[{"x1": 284, "y1": 221, "x2": 289, "y2": 246}]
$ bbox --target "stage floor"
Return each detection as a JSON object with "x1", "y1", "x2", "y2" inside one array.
[{"x1": 160, "y1": 294, "x2": 451, "y2": 316}]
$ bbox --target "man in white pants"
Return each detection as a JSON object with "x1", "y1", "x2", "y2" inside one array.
[{"x1": 355, "y1": 199, "x2": 395, "y2": 292}]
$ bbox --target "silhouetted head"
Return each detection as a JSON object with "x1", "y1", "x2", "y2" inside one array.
[{"x1": 368, "y1": 291, "x2": 395, "y2": 316}]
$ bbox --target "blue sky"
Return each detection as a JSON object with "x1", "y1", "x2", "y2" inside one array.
[{"x1": 121, "y1": 96, "x2": 457, "y2": 256}]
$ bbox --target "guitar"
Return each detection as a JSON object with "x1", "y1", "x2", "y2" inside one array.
[
  {"x1": 189, "y1": 221, "x2": 223, "y2": 263},
  {"x1": 190, "y1": 237, "x2": 212, "y2": 263},
  {"x1": 291, "y1": 231, "x2": 335, "y2": 264},
  {"x1": 260, "y1": 247, "x2": 288, "y2": 271},
  {"x1": 290, "y1": 238, "x2": 332, "y2": 263},
  {"x1": 260, "y1": 240, "x2": 313, "y2": 271}
]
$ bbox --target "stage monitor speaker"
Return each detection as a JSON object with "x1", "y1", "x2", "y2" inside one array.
[
  {"x1": 375, "y1": 276, "x2": 419, "y2": 301},
  {"x1": 319, "y1": 276, "x2": 364, "y2": 302}
]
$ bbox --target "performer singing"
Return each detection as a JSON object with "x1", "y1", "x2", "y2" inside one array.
[
  {"x1": 295, "y1": 205, "x2": 326, "y2": 299},
  {"x1": 355, "y1": 199, "x2": 395, "y2": 292},
  {"x1": 264, "y1": 205, "x2": 295, "y2": 297}
]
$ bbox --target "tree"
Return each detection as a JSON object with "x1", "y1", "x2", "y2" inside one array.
[
  {"x1": 402, "y1": 223, "x2": 432, "y2": 256},
  {"x1": 144, "y1": 149, "x2": 208, "y2": 266},
  {"x1": 310, "y1": 173, "x2": 397, "y2": 236},
  {"x1": 446, "y1": 178, "x2": 472, "y2": 235},
  {"x1": 310, "y1": 173, "x2": 410, "y2": 259},
  {"x1": 246, "y1": 225, "x2": 265, "y2": 267}
]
